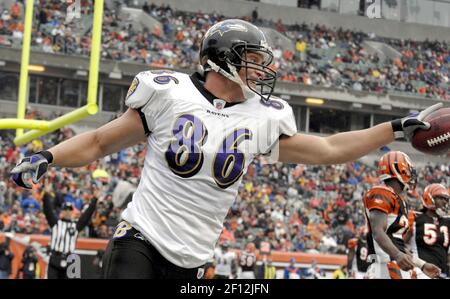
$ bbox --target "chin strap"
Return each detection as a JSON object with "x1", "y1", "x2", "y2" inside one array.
[
  {"x1": 379, "y1": 176, "x2": 409, "y2": 192},
  {"x1": 206, "y1": 59, "x2": 256, "y2": 99}
]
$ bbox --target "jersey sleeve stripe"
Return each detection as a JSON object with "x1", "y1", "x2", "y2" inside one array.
[
  {"x1": 366, "y1": 193, "x2": 395, "y2": 213},
  {"x1": 387, "y1": 262, "x2": 402, "y2": 279},
  {"x1": 137, "y1": 108, "x2": 151, "y2": 136},
  {"x1": 366, "y1": 205, "x2": 390, "y2": 214}
]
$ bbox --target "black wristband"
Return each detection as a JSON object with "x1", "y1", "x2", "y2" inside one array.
[
  {"x1": 37, "y1": 150, "x2": 54, "y2": 164},
  {"x1": 390, "y1": 119, "x2": 404, "y2": 139},
  {"x1": 391, "y1": 119, "x2": 402, "y2": 132}
]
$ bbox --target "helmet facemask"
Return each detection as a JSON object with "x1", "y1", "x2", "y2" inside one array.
[
  {"x1": 422, "y1": 183, "x2": 450, "y2": 216},
  {"x1": 231, "y1": 43, "x2": 276, "y2": 102},
  {"x1": 407, "y1": 167, "x2": 417, "y2": 191},
  {"x1": 435, "y1": 196, "x2": 449, "y2": 217},
  {"x1": 205, "y1": 42, "x2": 276, "y2": 102}
]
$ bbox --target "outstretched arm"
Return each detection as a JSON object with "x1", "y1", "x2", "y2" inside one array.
[
  {"x1": 278, "y1": 103, "x2": 442, "y2": 165},
  {"x1": 279, "y1": 122, "x2": 394, "y2": 165},
  {"x1": 11, "y1": 108, "x2": 147, "y2": 189},
  {"x1": 49, "y1": 108, "x2": 147, "y2": 167}
]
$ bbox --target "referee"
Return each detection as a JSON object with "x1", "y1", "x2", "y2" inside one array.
[{"x1": 42, "y1": 186, "x2": 98, "y2": 279}]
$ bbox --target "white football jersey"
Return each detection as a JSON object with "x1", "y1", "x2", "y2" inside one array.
[
  {"x1": 121, "y1": 70, "x2": 297, "y2": 268},
  {"x1": 214, "y1": 248, "x2": 237, "y2": 277}
]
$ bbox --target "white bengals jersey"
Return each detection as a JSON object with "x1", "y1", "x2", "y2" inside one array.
[
  {"x1": 121, "y1": 70, "x2": 297, "y2": 268},
  {"x1": 214, "y1": 248, "x2": 237, "y2": 277}
]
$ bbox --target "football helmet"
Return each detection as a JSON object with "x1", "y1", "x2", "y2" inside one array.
[
  {"x1": 422, "y1": 183, "x2": 450, "y2": 216},
  {"x1": 378, "y1": 151, "x2": 416, "y2": 190},
  {"x1": 220, "y1": 240, "x2": 231, "y2": 250},
  {"x1": 245, "y1": 242, "x2": 256, "y2": 253},
  {"x1": 200, "y1": 19, "x2": 276, "y2": 101}
]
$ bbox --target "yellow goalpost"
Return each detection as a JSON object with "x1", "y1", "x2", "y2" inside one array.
[{"x1": 0, "y1": 0, "x2": 104, "y2": 145}]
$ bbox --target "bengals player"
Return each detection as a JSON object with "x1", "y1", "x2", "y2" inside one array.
[
  {"x1": 406, "y1": 184, "x2": 450, "y2": 279},
  {"x1": 363, "y1": 151, "x2": 441, "y2": 279},
  {"x1": 347, "y1": 227, "x2": 371, "y2": 279},
  {"x1": 238, "y1": 242, "x2": 257, "y2": 279}
]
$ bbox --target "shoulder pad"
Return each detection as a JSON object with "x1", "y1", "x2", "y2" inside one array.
[
  {"x1": 368, "y1": 185, "x2": 396, "y2": 197},
  {"x1": 135, "y1": 69, "x2": 183, "y2": 91},
  {"x1": 259, "y1": 96, "x2": 297, "y2": 139},
  {"x1": 259, "y1": 96, "x2": 291, "y2": 113},
  {"x1": 125, "y1": 70, "x2": 185, "y2": 109},
  {"x1": 364, "y1": 185, "x2": 397, "y2": 213}
]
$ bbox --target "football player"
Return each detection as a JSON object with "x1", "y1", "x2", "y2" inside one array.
[
  {"x1": 406, "y1": 183, "x2": 450, "y2": 279},
  {"x1": 213, "y1": 241, "x2": 237, "y2": 279},
  {"x1": 11, "y1": 19, "x2": 441, "y2": 278},
  {"x1": 347, "y1": 227, "x2": 371, "y2": 279},
  {"x1": 363, "y1": 151, "x2": 441, "y2": 279},
  {"x1": 238, "y1": 242, "x2": 257, "y2": 279}
]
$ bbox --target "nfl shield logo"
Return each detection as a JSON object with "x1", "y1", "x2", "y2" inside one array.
[
  {"x1": 126, "y1": 77, "x2": 139, "y2": 99},
  {"x1": 213, "y1": 99, "x2": 226, "y2": 110},
  {"x1": 197, "y1": 268, "x2": 205, "y2": 279}
]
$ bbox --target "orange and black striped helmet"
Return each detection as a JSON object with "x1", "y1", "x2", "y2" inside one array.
[
  {"x1": 378, "y1": 151, "x2": 416, "y2": 190},
  {"x1": 422, "y1": 183, "x2": 450, "y2": 210}
]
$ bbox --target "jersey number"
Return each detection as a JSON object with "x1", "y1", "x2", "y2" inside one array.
[
  {"x1": 359, "y1": 247, "x2": 368, "y2": 261},
  {"x1": 165, "y1": 114, "x2": 252, "y2": 189},
  {"x1": 423, "y1": 223, "x2": 449, "y2": 247},
  {"x1": 392, "y1": 215, "x2": 409, "y2": 239},
  {"x1": 240, "y1": 255, "x2": 255, "y2": 267},
  {"x1": 260, "y1": 99, "x2": 284, "y2": 110}
]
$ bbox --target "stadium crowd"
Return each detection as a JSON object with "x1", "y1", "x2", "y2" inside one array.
[{"x1": 0, "y1": 1, "x2": 448, "y2": 100}]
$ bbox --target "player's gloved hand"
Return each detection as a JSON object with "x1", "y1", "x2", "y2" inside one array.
[
  {"x1": 422, "y1": 263, "x2": 441, "y2": 279},
  {"x1": 391, "y1": 103, "x2": 443, "y2": 141},
  {"x1": 393, "y1": 252, "x2": 415, "y2": 271},
  {"x1": 10, "y1": 150, "x2": 53, "y2": 189}
]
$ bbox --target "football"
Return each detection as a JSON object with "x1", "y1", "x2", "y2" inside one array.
[{"x1": 412, "y1": 107, "x2": 450, "y2": 155}]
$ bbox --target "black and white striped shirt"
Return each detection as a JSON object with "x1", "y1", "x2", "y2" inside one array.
[
  {"x1": 49, "y1": 220, "x2": 79, "y2": 254},
  {"x1": 43, "y1": 192, "x2": 97, "y2": 255}
]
